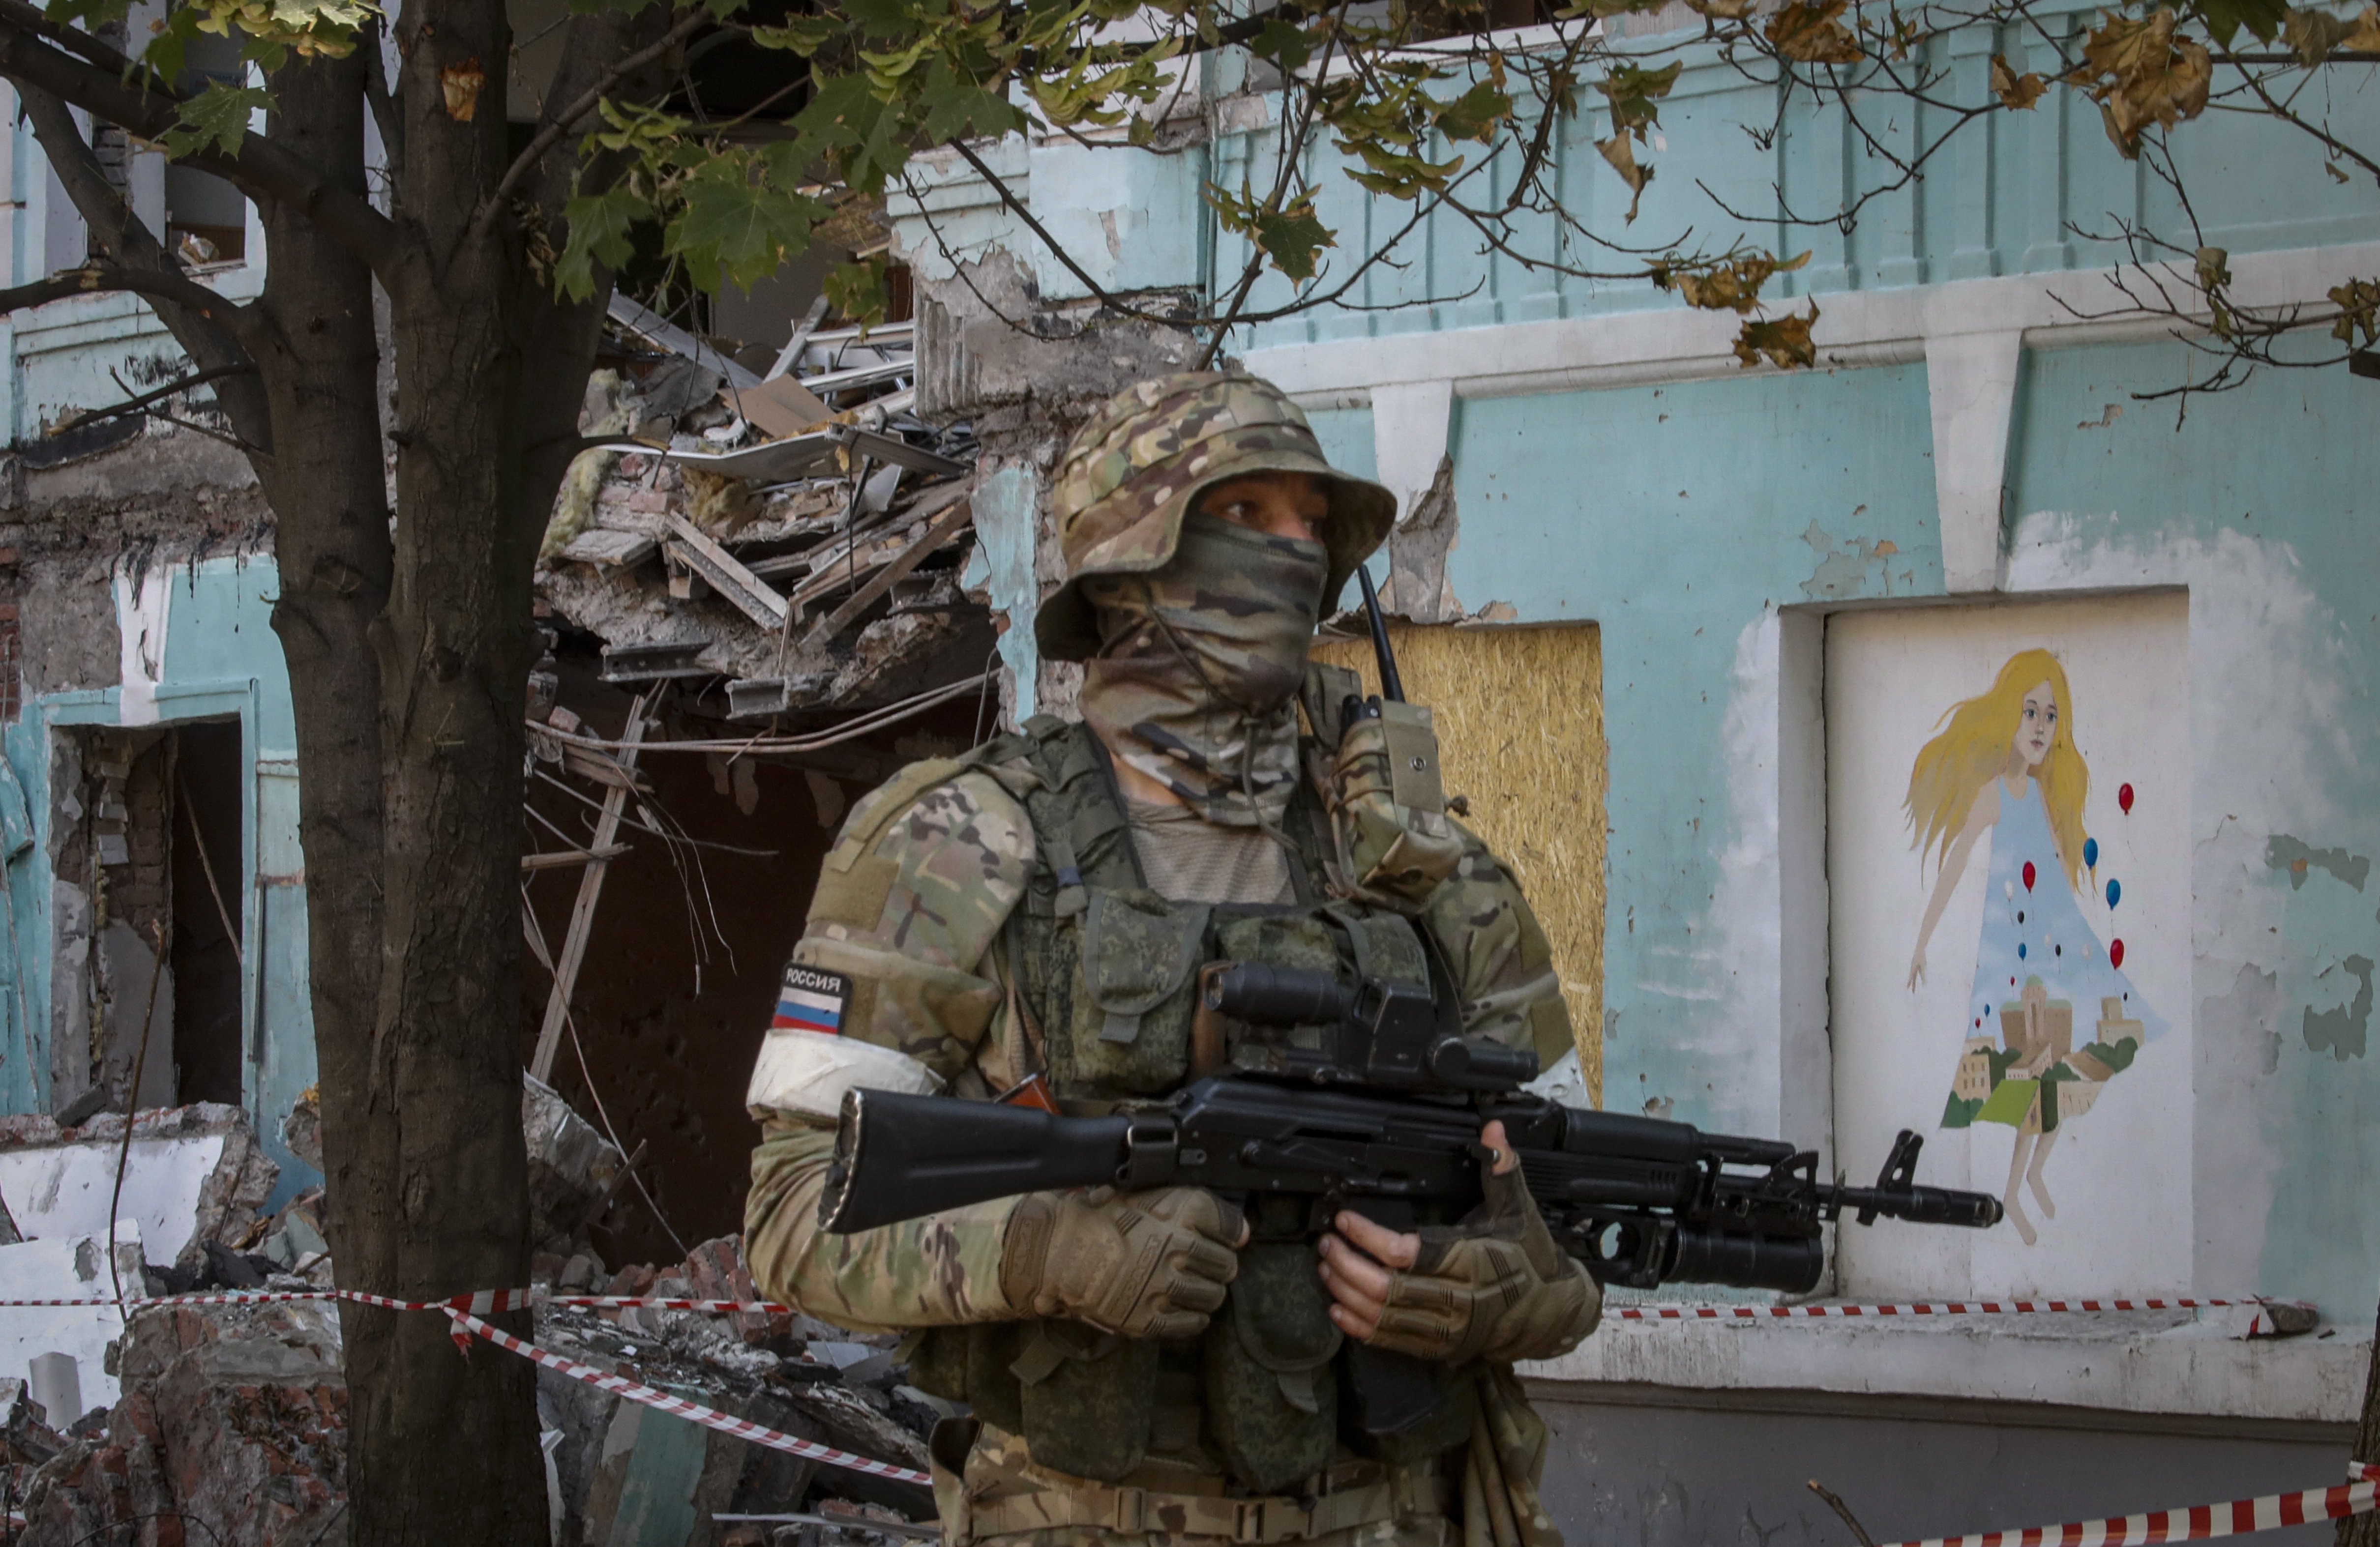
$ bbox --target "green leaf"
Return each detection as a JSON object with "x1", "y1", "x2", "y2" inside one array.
[
  {"x1": 1432, "y1": 78, "x2": 1512, "y2": 142},
  {"x1": 556, "y1": 185, "x2": 649, "y2": 301},
  {"x1": 824, "y1": 257, "x2": 889, "y2": 329},
  {"x1": 140, "y1": 7, "x2": 207, "y2": 86},
  {"x1": 2190, "y1": 0, "x2": 2287, "y2": 45},
  {"x1": 666, "y1": 156, "x2": 825, "y2": 292},
  {"x1": 1250, "y1": 198, "x2": 1334, "y2": 282},
  {"x1": 1205, "y1": 181, "x2": 1337, "y2": 282},
  {"x1": 46, "y1": 0, "x2": 133, "y2": 33},
  {"x1": 1249, "y1": 16, "x2": 1314, "y2": 70},
  {"x1": 156, "y1": 82, "x2": 273, "y2": 159},
  {"x1": 794, "y1": 74, "x2": 910, "y2": 194},
  {"x1": 914, "y1": 57, "x2": 1027, "y2": 142},
  {"x1": 1596, "y1": 59, "x2": 1682, "y2": 137},
  {"x1": 748, "y1": 14, "x2": 842, "y2": 53}
]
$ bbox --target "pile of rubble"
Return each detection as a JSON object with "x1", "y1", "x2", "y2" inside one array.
[
  {"x1": 2, "y1": 1098, "x2": 941, "y2": 1546},
  {"x1": 533, "y1": 1234, "x2": 943, "y2": 1546},
  {"x1": 536, "y1": 296, "x2": 993, "y2": 719},
  {"x1": 2, "y1": 1232, "x2": 942, "y2": 1547}
]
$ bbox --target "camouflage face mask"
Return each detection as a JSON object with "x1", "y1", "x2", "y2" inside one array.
[{"x1": 1078, "y1": 512, "x2": 1328, "y2": 827}]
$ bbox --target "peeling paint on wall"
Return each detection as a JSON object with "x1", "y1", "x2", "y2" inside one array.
[
  {"x1": 2302, "y1": 953, "x2": 2372, "y2": 1060},
  {"x1": 961, "y1": 465, "x2": 1041, "y2": 724},
  {"x1": 2263, "y1": 835, "x2": 2368, "y2": 892},
  {"x1": 1799, "y1": 516, "x2": 1905, "y2": 600}
]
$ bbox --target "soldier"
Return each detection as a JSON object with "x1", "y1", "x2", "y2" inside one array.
[{"x1": 745, "y1": 372, "x2": 1600, "y2": 1547}]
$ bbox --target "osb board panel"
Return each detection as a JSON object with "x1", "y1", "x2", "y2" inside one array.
[{"x1": 1313, "y1": 624, "x2": 1606, "y2": 1104}]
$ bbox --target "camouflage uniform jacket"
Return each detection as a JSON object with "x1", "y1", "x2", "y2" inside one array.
[{"x1": 743, "y1": 693, "x2": 1574, "y2": 1334}]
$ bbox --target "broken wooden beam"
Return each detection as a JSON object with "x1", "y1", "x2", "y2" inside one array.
[
  {"x1": 804, "y1": 496, "x2": 975, "y2": 649},
  {"x1": 531, "y1": 697, "x2": 651, "y2": 1084},
  {"x1": 664, "y1": 512, "x2": 789, "y2": 630},
  {"x1": 521, "y1": 844, "x2": 630, "y2": 872}
]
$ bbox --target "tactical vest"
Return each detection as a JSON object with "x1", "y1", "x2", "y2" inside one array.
[{"x1": 905, "y1": 712, "x2": 1482, "y2": 1494}]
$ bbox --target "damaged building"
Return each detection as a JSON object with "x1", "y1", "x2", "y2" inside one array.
[{"x1": 0, "y1": 48, "x2": 1002, "y2": 1540}]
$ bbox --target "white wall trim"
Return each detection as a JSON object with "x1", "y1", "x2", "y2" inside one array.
[
  {"x1": 1367, "y1": 379, "x2": 1454, "y2": 522},
  {"x1": 1247, "y1": 239, "x2": 2380, "y2": 404},
  {"x1": 1525, "y1": 1310, "x2": 2370, "y2": 1422},
  {"x1": 1926, "y1": 329, "x2": 2025, "y2": 594}
]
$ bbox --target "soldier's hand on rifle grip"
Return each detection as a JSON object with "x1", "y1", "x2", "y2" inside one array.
[
  {"x1": 1000, "y1": 1186, "x2": 1250, "y2": 1341},
  {"x1": 1316, "y1": 1120, "x2": 1602, "y2": 1365}
]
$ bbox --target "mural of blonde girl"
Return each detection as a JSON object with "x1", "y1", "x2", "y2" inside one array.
[{"x1": 1903, "y1": 649, "x2": 2168, "y2": 1246}]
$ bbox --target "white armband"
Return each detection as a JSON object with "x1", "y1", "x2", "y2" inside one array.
[{"x1": 746, "y1": 1029, "x2": 946, "y2": 1118}]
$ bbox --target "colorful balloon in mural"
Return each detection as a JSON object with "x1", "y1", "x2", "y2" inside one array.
[
  {"x1": 2083, "y1": 836, "x2": 2099, "y2": 870},
  {"x1": 2023, "y1": 861, "x2": 2036, "y2": 892},
  {"x1": 2110, "y1": 938, "x2": 2126, "y2": 969},
  {"x1": 2106, "y1": 877, "x2": 2121, "y2": 909},
  {"x1": 2118, "y1": 783, "x2": 2135, "y2": 815}
]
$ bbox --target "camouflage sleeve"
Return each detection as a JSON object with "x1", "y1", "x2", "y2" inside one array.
[
  {"x1": 744, "y1": 1113, "x2": 1018, "y2": 1334},
  {"x1": 746, "y1": 766, "x2": 1035, "y2": 1119},
  {"x1": 741, "y1": 762, "x2": 1037, "y2": 1333},
  {"x1": 1423, "y1": 821, "x2": 1576, "y2": 1073}
]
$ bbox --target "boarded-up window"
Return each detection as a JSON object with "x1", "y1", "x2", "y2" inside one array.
[{"x1": 1314, "y1": 623, "x2": 1606, "y2": 1103}]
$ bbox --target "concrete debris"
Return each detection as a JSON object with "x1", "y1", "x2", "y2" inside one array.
[
  {"x1": 534, "y1": 1233, "x2": 939, "y2": 1546},
  {"x1": 0, "y1": 1224, "x2": 145, "y2": 1442},
  {"x1": 0, "y1": 1103, "x2": 278, "y2": 1272},
  {"x1": 8, "y1": 1227, "x2": 938, "y2": 1546},
  {"x1": 537, "y1": 305, "x2": 991, "y2": 718},
  {"x1": 525, "y1": 1073, "x2": 629, "y2": 1258},
  {"x1": 280, "y1": 1087, "x2": 322, "y2": 1173},
  {"x1": 12, "y1": 1293, "x2": 348, "y2": 1547}
]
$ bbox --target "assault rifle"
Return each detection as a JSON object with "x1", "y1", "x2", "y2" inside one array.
[{"x1": 818, "y1": 960, "x2": 2004, "y2": 1296}]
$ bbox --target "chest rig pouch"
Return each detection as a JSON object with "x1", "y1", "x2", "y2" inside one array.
[{"x1": 913, "y1": 719, "x2": 1478, "y2": 1490}]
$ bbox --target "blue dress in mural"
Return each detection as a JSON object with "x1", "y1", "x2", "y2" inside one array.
[{"x1": 1941, "y1": 777, "x2": 2168, "y2": 1135}]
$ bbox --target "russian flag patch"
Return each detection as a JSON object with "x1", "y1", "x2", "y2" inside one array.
[{"x1": 772, "y1": 965, "x2": 851, "y2": 1035}]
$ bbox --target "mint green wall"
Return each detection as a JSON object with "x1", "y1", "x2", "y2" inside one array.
[
  {"x1": 0, "y1": 555, "x2": 319, "y2": 1205},
  {"x1": 1998, "y1": 342, "x2": 2380, "y2": 1314},
  {"x1": 1446, "y1": 366, "x2": 1940, "y2": 1131}
]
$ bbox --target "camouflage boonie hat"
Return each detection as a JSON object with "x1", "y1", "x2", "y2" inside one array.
[{"x1": 1035, "y1": 372, "x2": 1398, "y2": 662}]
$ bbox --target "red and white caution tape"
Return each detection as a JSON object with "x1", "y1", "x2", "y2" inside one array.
[
  {"x1": 443, "y1": 1310, "x2": 932, "y2": 1488},
  {"x1": 3, "y1": 1289, "x2": 2261, "y2": 1321},
  {"x1": 1610, "y1": 1298, "x2": 2248, "y2": 1321},
  {"x1": 546, "y1": 1294, "x2": 796, "y2": 1315},
  {"x1": 0, "y1": 1287, "x2": 534, "y2": 1313},
  {"x1": 1879, "y1": 1463, "x2": 2380, "y2": 1547}
]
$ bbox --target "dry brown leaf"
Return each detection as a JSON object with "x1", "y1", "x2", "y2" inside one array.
[
  {"x1": 2195, "y1": 245, "x2": 2231, "y2": 292},
  {"x1": 1597, "y1": 135, "x2": 1654, "y2": 223},
  {"x1": 2329, "y1": 277, "x2": 2380, "y2": 344},
  {"x1": 1685, "y1": 0, "x2": 1755, "y2": 19},
  {"x1": 442, "y1": 58, "x2": 486, "y2": 122},
  {"x1": 2065, "y1": 9, "x2": 2209, "y2": 158},
  {"x1": 1655, "y1": 249, "x2": 1813, "y2": 312},
  {"x1": 1734, "y1": 303, "x2": 1822, "y2": 369},
  {"x1": 1991, "y1": 52, "x2": 2048, "y2": 109},
  {"x1": 2282, "y1": 5, "x2": 2359, "y2": 62},
  {"x1": 2340, "y1": 3, "x2": 2380, "y2": 50},
  {"x1": 1768, "y1": 0, "x2": 1866, "y2": 63}
]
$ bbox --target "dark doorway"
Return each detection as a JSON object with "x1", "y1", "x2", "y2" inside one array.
[{"x1": 171, "y1": 719, "x2": 244, "y2": 1106}]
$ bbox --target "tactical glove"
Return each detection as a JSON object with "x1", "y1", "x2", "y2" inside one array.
[
  {"x1": 1366, "y1": 1166, "x2": 1600, "y2": 1365},
  {"x1": 1000, "y1": 1186, "x2": 1245, "y2": 1341}
]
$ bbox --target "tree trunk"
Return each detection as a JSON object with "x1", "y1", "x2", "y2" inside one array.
[
  {"x1": 299, "y1": 0, "x2": 616, "y2": 1534},
  {"x1": 2340, "y1": 1296, "x2": 2380, "y2": 1547}
]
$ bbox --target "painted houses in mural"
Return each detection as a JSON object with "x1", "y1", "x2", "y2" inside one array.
[{"x1": 891, "y1": 8, "x2": 2380, "y2": 1544}]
